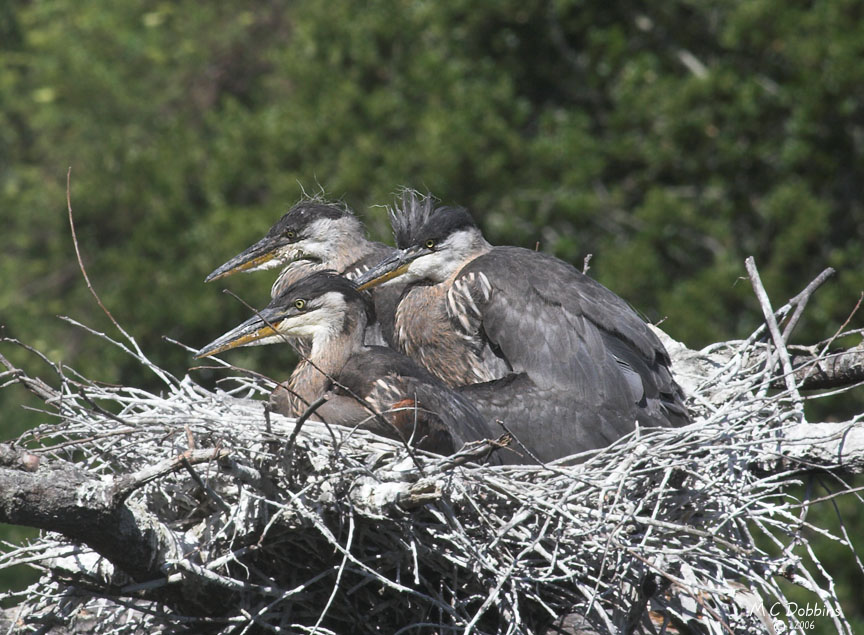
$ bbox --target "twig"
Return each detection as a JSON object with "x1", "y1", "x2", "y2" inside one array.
[
  {"x1": 287, "y1": 396, "x2": 328, "y2": 455},
  {"x1": 0, "y1": 348, "x2": 63, "y2": 404},
  {"x1": 781, "y1": 267, "x2": 835, "y2": 342},
  {"x1": 66, "y1": 167, "x2": 122, "y2": 338},
  {"x1": 29, "y1": 427, "x2": 138, "y2": 453},
  {"x1": 181, "y1": 456, "x2": 231, "y2": 514},
  {"x1": 64, "y1": 169, "x2": 175, "y2": 388},
  {"x1": 746, "y1": 256, "x2": 803, "y2": 411},
  {"x1": 817, "y1": 292, "x2": 863, "y2": 360},
  {"x1": 496, "y1": 419, "x2": 546, "y2": 467},
  {"x1": 113, "y1": 448, "x2": 230, "y2": 502}
]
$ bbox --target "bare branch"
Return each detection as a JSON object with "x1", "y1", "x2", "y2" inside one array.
[
  {"x1": 0, "y1": 451, "x2": 182, "y2": 583},
  {"x1": 757, "y1": 420, "x2": 864, "y2": 473},
  {"x1": 746, "y1": 256, "x2": 803, "y2": 410},
  {"x1": 782, "y1": 344, "x2": 864, "y2": 390},
  {"x1": 66, "y1": 168, "x2": 123, "y2": 337},
  {"x1": 64, "y1": 170, "x2": 176, "y2": 388},
  {"x1": 113, "y1": 448, "x2": 230, "y2": 501},
  {"x1": 781, "y1": 266, "x2": 835, "y2": 341},
  {"x1": 0, "y1": 349, "x2": 62, "y2": 403}
]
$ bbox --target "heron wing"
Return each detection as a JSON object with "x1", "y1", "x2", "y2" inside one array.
[
  {"x1": 455, "y1": 247, "x2": 688, "y2": 425},
  {"x1": 335, "y1": 347, "x2": 497, "y2": 450},
  {"x1": 458, "y1": 373, "x2": 638, "y2": 462}
]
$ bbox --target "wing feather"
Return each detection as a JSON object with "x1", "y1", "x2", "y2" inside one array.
[
  {"x1": 335, "y1": 346, "x2": 497, "y2": 451},
  {"x1": 455, "y1": 247, "x2": 687, "y2": 426}
]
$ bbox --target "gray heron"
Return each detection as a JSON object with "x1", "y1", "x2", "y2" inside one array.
[
  {"x1": 196, "y1": 271, "x2": 498, "y2": 458},
  {"x1": 205, "y1": 199, "x2": 401, "y2": 347},
  {"x1": 353, "y1": 192, "x2": 690, "y2": 461}
]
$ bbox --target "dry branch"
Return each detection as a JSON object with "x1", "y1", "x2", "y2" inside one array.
[
  {"x1": 0, "y1": 456, "x2": 182, "y2": 584},
  {"x1": 785, "y1": 344, "x2": 864, "y2": 390},
  {"x1": 1, "y1": 264, "x2": 863, "y2": 634}
]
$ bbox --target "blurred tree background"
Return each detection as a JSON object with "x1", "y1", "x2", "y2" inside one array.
[{"x1": 1, "y1": 1, "x2": 862, "y2": 630}]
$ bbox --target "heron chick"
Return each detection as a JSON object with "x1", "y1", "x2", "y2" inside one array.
[
  {"x1": 353, "y1": 192, "x2": 690, "y2": 462},
  {"x1": 196, "y1": 271, "x2": 497, "y2": 458},
  {"x1": 205, "y1": 199, "x2": 401, "y2": 347}
]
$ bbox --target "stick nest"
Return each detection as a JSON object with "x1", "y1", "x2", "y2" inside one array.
[{"x1": 1, "y1": 315, "x2": 863, "y2": 634}]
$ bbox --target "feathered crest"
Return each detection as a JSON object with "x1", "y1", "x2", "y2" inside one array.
[
  {"x1": 388, "y1": 189, "x2": 476, "y2": 248},
  {"x1": 295, "y1": 182, "x2": 352, "y2": 215},
  {"x1": 388, "y1": 189, "x2": 438, "y2": 248}
]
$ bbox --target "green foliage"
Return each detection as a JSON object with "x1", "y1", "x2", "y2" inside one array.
[
  {"x1": 0, "y1": 525, "x2": 38, "y2": 606},
  {"x1": 1, "y1": 0, "x2": 863, "y2": 621}
]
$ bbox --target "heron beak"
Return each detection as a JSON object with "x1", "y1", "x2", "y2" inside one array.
[
  {"x1": 354, "y1": 246, "x2": 424, "y2": 291},
  {"x1": 205, "y1": 235, "x2": 282, "y2": 282},
  {"x1": 195, "y1": 308, "x2": 285, "y2": 358}
]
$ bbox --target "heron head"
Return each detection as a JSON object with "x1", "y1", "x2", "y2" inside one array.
[
  {"x1": 205, "y1": 201, "x2": 364, "y2": 283},
  {"x1": 355, "y1": 192, "x2": 486, "y2": 290},
  {"x1": 196, "y1": 272, "x2": 371, "y2": 358}
]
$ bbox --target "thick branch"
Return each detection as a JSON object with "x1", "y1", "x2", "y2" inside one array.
[
  {"x1": 0, "y1": 444, "x2": 40, "y2": 471},
  {"x1": 655, "y1": 327, "x2": 864, "y2": 394},
  {"x1": 0, "y1": 443, "x2": 231, "y2": 613},
  {"x1": 758, "y1": 420, "x2": 864, "y2": 473},
  {"x1": 0, "y1": 462, "x2": 182, "y2": 582},
  {"x1": 783, "y1": 344, "x2": 864, "y2": 390}
]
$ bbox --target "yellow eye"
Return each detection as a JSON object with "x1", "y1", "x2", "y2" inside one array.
[
  {"x1": 425, "y1": 239, "x2": 435, "y2": 249},
  {"x1": 294, "y1": 299, "x2": 306, "y2": 310},
  {"x1": 285, "y1": 230, "x2": 296, "y2": 239}
]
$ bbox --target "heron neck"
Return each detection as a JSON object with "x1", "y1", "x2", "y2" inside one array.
[
  {"x1": 271, "y1": 239, "x2": 375, "y2": 298},
  {"x1": 442, "y1": 237, "x2": 492, "y2": 280},
  {"x1": 330, "y1": 237, "x2": 376, "y2": 274},
  {"x1": 466, "y1": 238, "x2": 492, "y2": 262},
  {"x1": 285, "y1": 311, "x2": 366, "y2": 415}
]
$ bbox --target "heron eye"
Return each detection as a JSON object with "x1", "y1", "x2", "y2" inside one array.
[
  {"x1": 425, "y1": 239, "x2": 436, "y2": 250},
  {"x1": 294, "y1": 299, "x2": 306, "y2": 310},
  {"x1": 285, "y1": 230, "x2": 296, "y2": 240}
]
